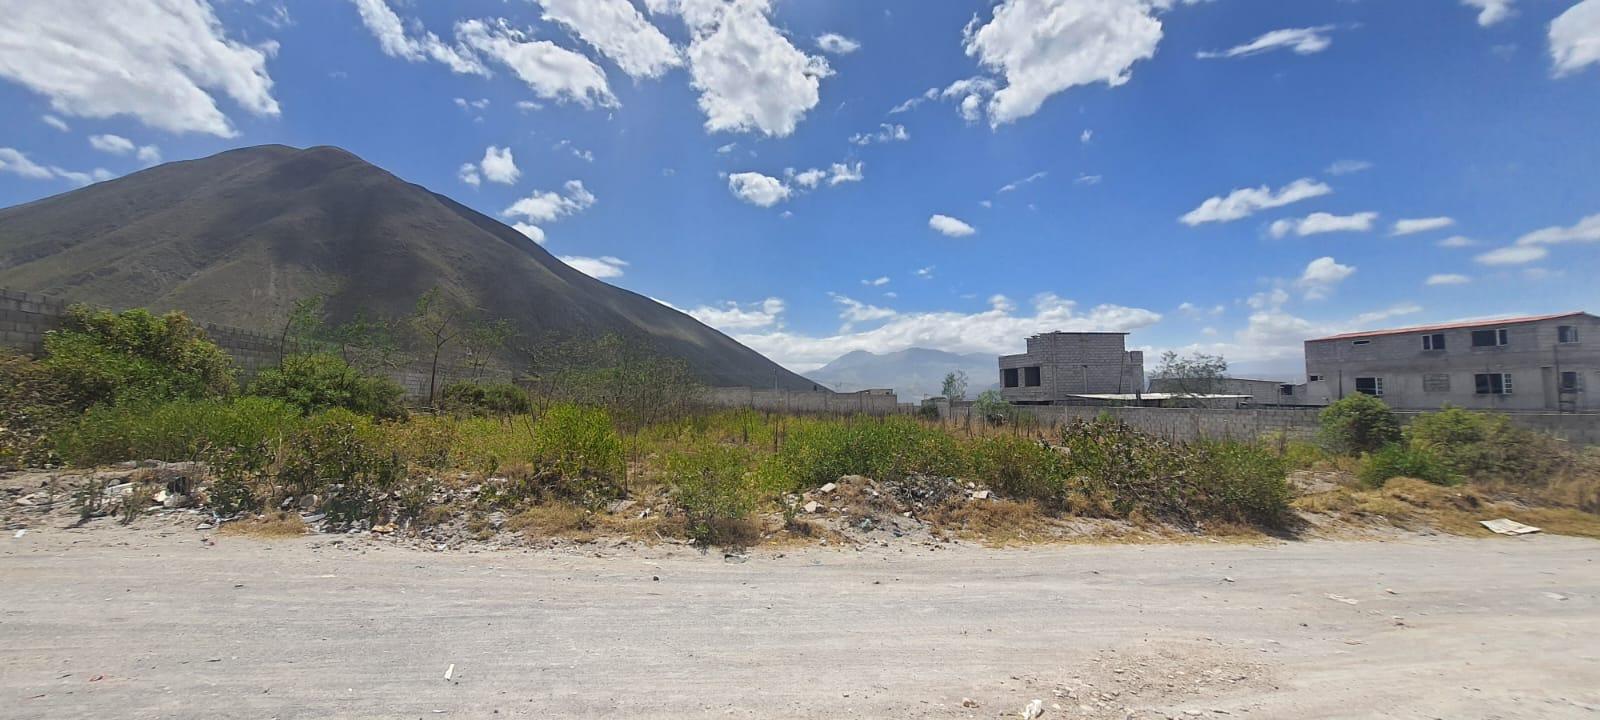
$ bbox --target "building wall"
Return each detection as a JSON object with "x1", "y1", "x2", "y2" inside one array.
[
  {"x1": 1304, "y1": 314, "x2": 1600, "y2": 411},
  {"x1": 1147, "y1": 377, "x2": 1302, "y2": 406},
  {"x1": 701, "y1": 386, "x2": 901, "y2": 415},
  {"x1": 998, "y1": 332, "x2": 1144, "y2": 403}
]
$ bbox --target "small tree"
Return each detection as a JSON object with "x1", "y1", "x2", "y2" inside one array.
[
  {"x1": 941, "y1": 370, "x2": 969, "y2": 401},
  {"x1": 329, "y1": 310, "x2": 402, "y2": 374},
  {"x1": 972, "y1": 389, "x2": 1009, "y2": 425},
  {"x1": 276, "y1": 295, "x2": 327, "y2": 362},
  {"x1": 410, "y1": 288, "x2": 466, "y2": 407},
  {"x1": 1151, "y1": 351, "x2": 1229, "y2": 403},
  {"x1": 462, "y1": 318, "x2": 515, "y2": 381},
  {"x1": 1319, "y1": 393, "x2": 1401, "y2": 454}
]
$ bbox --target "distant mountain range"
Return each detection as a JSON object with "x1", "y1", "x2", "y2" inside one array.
[
  {"x1": 0, "y1": 144, "x2": 817, "y2": 390},
  {"x1": 808, "y1": 348, "x2": 1001, "y2": 399}
]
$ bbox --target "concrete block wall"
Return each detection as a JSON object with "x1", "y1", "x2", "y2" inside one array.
[
  {"x1": 1000, "y1": 332, "x2": 1144, "y2": 402},
  {"x1": 702, "y1": 387, "x2": 903, "y2": 415}
]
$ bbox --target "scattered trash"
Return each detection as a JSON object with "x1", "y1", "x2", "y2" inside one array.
[
  {"x1": 971, "y1": 490, "x2": 991, "y2": 501},
  {"x1": 803, "y1": 500, "x2": 821, "y2": 514},
  {"x1": 961, "y1": 697, "x2": 978, "y2": 708},
  {"x1": 12, "y1": 529, "x2": 25, "y2": 539},
  {"x1": 1479, "y1": 518, "x2": 1541, "y2": 536},
  {"x1": 1543, "y1": 592, "x2": 1569, "y2": 601},
  {"x1": 1325, "y1": 594, "x2": 1359, "y2": 605},
  {"x1": 1020, "y1": 698, "x2": 1044, "y2": 718},
  {"x1": 1221, "y1": 576, "x2": 1234, "y2": 583},
  {"x1": 819, "y1": 482, "x2": 837, "y2": 494},
  {"x1": 443, "y1": 664, "x2": 455, "y2": 681}
]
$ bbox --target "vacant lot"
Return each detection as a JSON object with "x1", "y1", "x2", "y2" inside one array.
[{"x1": 2, "y1": 523, "x2": 1597, "y2": 719}]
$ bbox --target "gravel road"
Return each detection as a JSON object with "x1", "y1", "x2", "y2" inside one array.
[{"x1": 2, "y1": 522, "x2": 1597, "y2": 719}]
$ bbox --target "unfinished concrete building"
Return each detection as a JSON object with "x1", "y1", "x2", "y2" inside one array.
[
  {"x1": 1303, "y1": 311, "x2": 1599, "y2": 411},
  {"x1": 998, "y1": 332, "x2": 1145, "y2": 405}
]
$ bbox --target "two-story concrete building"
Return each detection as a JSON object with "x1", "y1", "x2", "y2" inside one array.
[
  {"x1": 998, "y1": 331, "x2": 1145, "y2": 405},
  {"x1": 1303, "y1": 311, "x2": 1599, "y2": 411}
]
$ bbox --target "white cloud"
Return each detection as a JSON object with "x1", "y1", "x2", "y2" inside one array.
[
  {"x1": 961, "y1": 0, "x2": 1165, "y2": 126},
  {"x1": 1552, "y1": 0, "x2": 1600, "y2": 76},
  {"x1": 929, "y1": 214, "x2": 977, "y2": 237},
  {"x1": 0, "y1": 0, "x2": 279, "y2": 136},
  {"x1": 88, "y1": 134, "x2": 136, "y2": 155},
  {"x1": 1080, "y1": 129, "x2": 1093, "y2": 144},
  {"x1": 831, "y1": 293, "x2": 898, "y2": 330},
  {"x1": 1325, "y1": 159, "x2": 1373, "y2": 176},
  {"x1": 503, "y1": 180, "x2": 597, "y2": 242},
  {"x1": 688, "y1": 297, "x2": 786, "y2": 331},
  {"x1": 827, "y1": 162, "x2": 864, "y2": 186},
  {"x1": 456, "y1": 19, "x2": 617, "y2": 108},
  {"x1": 136, "y1": 145, "x2": 162, "y2": 164},
  {"x1": 655, "y1": 0, "x2": 832, "y2": 137},
  {"x1": 479, "y1": 145, "x2": 520, "y2": 184},
  {"x1": 459, "y1": 163, "x2": 482, "y2": 188},
  {"x1": 849, "y1": 123, "x2": 909, "y2": 145},
  {"x1": 535, "y1": 0, "x2": 682, "y2": 79},
  {"x1": 1437, "y1": 235, "x2": 1477, "y2": 248},
  {"x1": 1392, "y1": 216, "x2": 1456, "y2": 236},
  {"x1": 915, "y1": 266, "x2": 935, "y2": 279},
  {"x1": 862, "y1": 276, "x2": 890, "y2": 287},
  {"x1": 1475, "y1": 245, "x2": 1547, "y2": 265},
  {"x1": 512, "y1": 222, "x2": 546, "y2": 244},
  {"x1": 998, "y1": 171, "x2": 1047, "y2": 194},
  {"x1": 40, "y1": 115, "x2": 69, "y2": 132},
  {"x1": 0, "y1": 147, "x2": 111, "y2": 186},
  {"x1": 1181, "y1": 178, "x2": 1332, "y2": 226},
  {"x1": 1426, "y1": 273, "x2": 1472, "y2": 286},
  {"x1": 1075, "y1": 173, "x2": 1103, "y2": 186},
  {"x1": 1515, "y1": 212, "x2": 1600, "y2": 246},
  {"x1": 815, "y1": 33, "x2": 860, "y2": 55},
  {"x1": 716, "y1": 142, "x2": 737, "y2": 154},
  {"x1": 790, "y1": 168, "x2": 827, "y2": 189},
  {"x1": 1298, "y1": 256, "x2": 1355, "y2": 300},
  {"x1": 560, "y1": 255, "x2": 628, "y2": 279},
  {"x1": 728, "y1": 292, "x2": 1162, "y2": 372},
  {"x1": 454, "y1": 97, "x2": 490, "y2": 110},
  {"x1": 1462, "y1": 0, "x2": 1515, "y2": 27},
  {"x1": 350, "y1": 0, "x2": 486, "y2": 74},
  {"x1": 1197, "y1": 25, "x2": 1339, "y2": 59},
  {"x1": 1269, "y1": 211, "x2": 1379, "y2": 238},
  {"x1": 727, "y1": 171, "x2": 792, "y2": 207}
]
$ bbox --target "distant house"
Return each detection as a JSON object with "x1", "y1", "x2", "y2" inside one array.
[
  {"x1": 1148, "y1": 377, "x2": 1304, "y2": 406},
  {"x1": 1303, "y1": 311, "x2": 1599, "y2": 411},
  {"x1": 998, "y1": 332, "x2": 1144, "y2": 405}
]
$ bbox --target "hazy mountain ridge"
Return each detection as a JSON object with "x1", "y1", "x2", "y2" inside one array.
[{"x1": 809, "y1": 347, "x2": 1000, "y2": 398}]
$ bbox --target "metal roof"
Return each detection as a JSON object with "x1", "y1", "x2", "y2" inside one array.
[{"x1": 1308, "y1": 311, "x2": 1591, "y2": 342}]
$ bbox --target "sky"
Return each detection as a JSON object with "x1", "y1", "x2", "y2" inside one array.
[{"x1": 1, "y1": 0, "x2": 1598, "y2": 381}]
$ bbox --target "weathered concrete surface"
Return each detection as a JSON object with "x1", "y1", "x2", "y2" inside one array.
[{"x1": 2, "y1": 525, "x2": 1597, "y2": 719}]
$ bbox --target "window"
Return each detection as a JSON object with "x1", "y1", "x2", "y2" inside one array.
[
  {"x1": 1475, "y1": 373, "x2": 1513, "y2": 395},
  {"x1": 1355, "y1": 377, "x2": 1383, "y2": 397},
  {"x1": 1422, "y1": 333, "x2": 1445, "y2": 351},
  {"x1": 1308, "y1": 374, "x2": 1324, "y2": 382},
  {"x1": 1561, "y1": 371, "x2": 1582, "y2": 392},
  {"x1": 1023, "y1": 366, "x2": 1041, "y2": 387},
  {"x1": 1279, "y1": 384, "x2": 1295, "y2": 396},
  {"x1": 1352, "y1": 340, "x2": 1372, "y2": 346},
  {"x1": 1471, "y1": 328, "x2": 1509, "y2": 347},
  {"x1": 1423, "y1": 373, "x2": 1451, "y2": 393},
  {"x1": 1558, "y1": 325, "x2": 1580, "y2": 344},
  {"x1": 1002, "y1": 368, "x2": 1019, "y2": 389}
]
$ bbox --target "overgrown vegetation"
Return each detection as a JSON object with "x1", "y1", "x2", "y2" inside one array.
[
  {"x1": 43, "y1": 305, "x2": 235, "y2": 409},
  {"x1": 248, "y1": 353, "x2": 406, "y2": 419}
]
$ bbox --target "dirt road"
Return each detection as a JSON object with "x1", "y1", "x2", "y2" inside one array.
[{"x1": 2, "y1": 522, "x2": 1597, "y2": 719}]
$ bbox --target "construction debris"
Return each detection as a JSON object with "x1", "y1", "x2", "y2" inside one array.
[{"x1": 1479, "y1": 518, "x2": 1541, "y2": 536}]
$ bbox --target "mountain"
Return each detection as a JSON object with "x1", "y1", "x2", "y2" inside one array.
[
  {"x1": 809, "y1": 348, "x2": 1000, "y2": 399},
  {"x1": 0, "y1": 144, "x2": 818, "y2": 390}
]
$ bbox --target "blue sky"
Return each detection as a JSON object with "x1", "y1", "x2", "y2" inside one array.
[{"x1": 2, "y1": 0, "x2": 1598, "y2": 379}]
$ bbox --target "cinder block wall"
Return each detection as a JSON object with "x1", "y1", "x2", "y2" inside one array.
[{"x1": 701, "y1": 387, "x2": 903, "y2": 415}]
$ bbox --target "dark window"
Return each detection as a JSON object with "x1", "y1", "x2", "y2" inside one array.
[
  {"x1": 1308, "y1": 374, "x2": 1324, "y2": 382},
  {"x1": 1002, "y1": 368, "x2": 1019, "y2": 388},
  {"x1": 1558, "y1": 325, "x2": 1580, "y2": 344},
  {"x1": 1279, "y1": 384, "x2": 1295, "y2": 396},
  {"x1": 1023, "y1": 366, "x2": 1041, "y2": 387},
  {"x1": 1422, "y1": 333, "x2": 1445, "y2": 351},
  {"x1": 1475, "y1": 373, "x2": 1512, "y2": 395},
  {"x1": 1355, "y1": 377, "x2": 1383, "y2": 397},
  {"x1": 1471, "y1": 328, "x2": 1509, "y2": 347},
  {"x1": 1352, "y1": 340, "x2": 1372, "y2": 346},
  {"x1": 1561, "y1": 371, "x2": 1582, "y2": 392}
]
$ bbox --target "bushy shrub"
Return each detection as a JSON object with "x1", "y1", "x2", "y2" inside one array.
[
  {"x1": 763, "y1": 416, "x2": 964, "y2": 491},
  {"x1": 1406, "y1": 406, "x2": 1556, "y2": 484},
  {"x1": 665, "y1": 445, "x2": 762, "y2": 545},
  {"x1": 441, "y1": 381, "x2": 531, "y2": 416},
  {"x1": 248, "y1": 353, "x2": 406, "y2": 419},
  {"x1": 1188, "y1": 441, "x2": 1293, "y2": 527},
  {"x1": 1054, "y1": 418, "x2": 1189, "y2": 519},
  {"x1": 530, "y1": 404, "x2": 625, "y2": 506},
  {"x1": 275, "y1": 409, "x2": 403, "y2": 523},
  {"x1": 54, "y1": 396, "x2": 302, "y2": 467},
  {"x1": 1319, "y1": 393, "x2": 1402, "y2": 454},
  {"x1": 0, "y1": 349, "x2": 73, "y2": 468},
  {"x1": 1359, "y1": 443, "x2": 1455, "y2": 487},
  {"x1": 965, "y1": 435, "x2": 1065, "y2": 503},
  {"x1": 42, "y1": 305, "x2": 236, "y2": 409}
]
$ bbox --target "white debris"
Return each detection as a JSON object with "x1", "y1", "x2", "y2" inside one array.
[
  {"x1": 1480, "y1": 518, "x2": 1541, "y2": 536},
  {"x1": 12, "y1": 529, "x2": 25, "y2": 539},
  {"x1": 1325, "y1": 594, "x2": 1359, "y2": 605},
  {"x1": 819, "y1": 482, "x2": 837, "y2": 494},
  {"x1": 1020, "y1": 698, "x2": 1044, "y2": 718},
  {"x1": 443, "y1": 663, "x2": 455, "y2": 681}
]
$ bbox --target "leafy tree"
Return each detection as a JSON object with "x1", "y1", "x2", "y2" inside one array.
[
  {"x1": 941, "y1": 370, "x2": 969, "y2": 401},
  {"x1": 972, "y1": 389, "x2": 1010, "y2": 425},
  {"x1": 1318, "y1": 393, "x2": 1401, "y2": 454},
  {"x1": 527, "y1": 332, "x2": 702, "y2": 431},
  {"x1": 328, "y1": 310, "x2": 402, "y2": 374},
  {"x1": 1151, "y1": 351, "x2": 1229, "y2": 403},
  {"x1": 42, "y1": 305, "x2": 235, "y2": 409},
  {"x1": 276, "y1": 295, "x2": 328, "y2": 361},
  {"x1": 462, "y1": 318, "x2": 516, "y2": 380},
  {"x1": 248, "y1": 353, "x2": 406, "y2": 419},
  {"x1": 410, "y1": 288, "x2": 466, "y2": 407}
]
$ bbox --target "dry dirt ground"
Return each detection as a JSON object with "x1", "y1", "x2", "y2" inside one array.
[{"x1": 2, "y1": 515, "x2": 1598, "y2": 720}]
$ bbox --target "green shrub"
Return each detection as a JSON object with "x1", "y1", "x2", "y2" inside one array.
[
  {"x1": 1359, "y1": 444, "x2": 1455, "y2": 487},
  {"x1": 665, "y1": 445, "x2": 762, "y2": 545},
  {"x1": 530, "y1": 404, "x2": 625, "y2": 506},
  {"x1": 275, "y1": 409, "x2": 403, "y2": 523},
  {"x1": 1406, "y1": 406, "x2": 1556, "y2": 483},
  {"x1": 0, "y1": 349, "x2": 73, "y2": 468},
  {"x1": 42, "y1": 305, "x2": 236, "y2": 409},
  {"x1": 1054, "y1": 418, "x2": 1189, "y2": 519},
  {"x1": 1188, "y1": 441, "x2": 1293, "y2": 527},
  {"x1": 762, "y1": 416, "x2": 965, "y2": 492},
  {"x1": 965, "y1": 435, "x2": 1065, "y2": 503},
  {"x1": 441, "y1": 381, "x2": 531, "y2": 416},
  {"x1": 1319, "y1": 393, "x2": 1402, "y2": 454},
  {"x1": 55, "y1": 396, "x2": 302, "y2": 467},
  {"x1": 248, "y1": 353, "x2": 406, "y2": 419}
]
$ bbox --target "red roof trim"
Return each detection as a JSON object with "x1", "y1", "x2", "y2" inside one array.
[{"x1": 1309, "y1": 312, "x2": 1590, "y2": 342}]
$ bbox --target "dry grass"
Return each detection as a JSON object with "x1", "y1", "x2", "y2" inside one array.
[
  {"x1": 219, "y1": 511, "x2": 308, "y2": 538},
  {"x1": 505, "y1": 503, "x2": 595, "y2": 540},
  {"x1": 1294, "y1": 476, "x2": 1600, "y2": 539},
  {"x1": 926, "y1": 498, "x2": 1053, "y2": 546}
]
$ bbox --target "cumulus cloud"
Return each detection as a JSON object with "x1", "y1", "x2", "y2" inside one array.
[
  {"x1": 1475, "y1": 245, "x2": 1548, "y2": 265},
  {"x1": 0, "y1": 147, "x2": 112, "y2": 186},
  {"x1": 1462, "y1": 0, "x2": 1515, "y2": 27},
  {"x1": 1197, "y1": 25, "x2": 1340, "y2": 59},
  {"x1": 960, "y1": 0, "x2": 1166, "y2": 126},
  {"x1": 862, "y1": 276, "x2": 890, "y2": 287},
  {"x1": 88, "y1": 134, "x2": 136, "y2": 155},
  {"x1": 651, "y1": 0, "x2": 832, "y2": 137},
  {"x1": 722, "y1": 292, "x2": 1162, "y2": 372},
  {"x1": 1392, "y1": 216, "x2": 1456, "y2": 236},
  {"x1": 458, "y1": 163, "x2": 482, "y2": 188},
  {"x1": 535, "y1": 0, "x2": 682, "y2": 79},
  {"x1": 1473, "y1": 212, "x2": 1600, "y2": 266},
  {"x1": 350, "y1": 0, "x2": 486, "y2": 75},
  {"x1": 849, "y1": 124, "x2": 909, "y2": 145},
  {"x1": 1269, "y1": 211, "x2": 1379, "y2": 238},
  {"x1": 727, "y1": 171, "x2": 792, "y2": 207},
  {"x1": 1426, "y1": 273, "x2": 1472, "y2": 286},
  {"x1": 1297, "y1": 256, "x2": 1355, "y2": 300},
  {"x1": 827, "y1": 162, "x2": 864, "y2": 186},
  {"x1": 1552, "y1": 0, "x2": 1600, "y2": 76},
  {"x1": 1180, "y1": 178, "x2": 1332, "y2": 225},
  {"x1": 560, "y1": 255, "x2": 628, "y2": 279},
  {"x1": 815, "y1": 33, "x2": 860, "y2": 55},
  {"x1": 512, "y1": 222, "x2": 545, "y2": 244},
  {"x1": 503, "y1": 180, "x2": 596, "y2": 240},
  {"x1": 0, "y1": 0, "x2": 279, "y2": 137},
  {"x1": 687, "y1": 297, "x2": 787, "y2": 331},
  {"x1": 456, "y1": 18, "x2": 617, "y2": 107},
  {"x1": 929, "y1": 214, "x2": 977, "y2": 237},
  {"x1": 479, "y1": 145, "x2": 520, "y2": 184}
]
